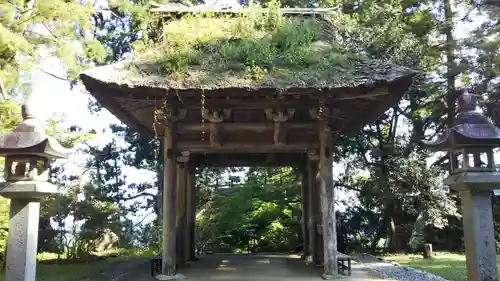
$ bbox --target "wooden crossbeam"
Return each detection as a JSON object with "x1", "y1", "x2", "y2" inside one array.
[
  {"x1": 179, "y1": 142, "x2": 317, "y2": 153},
  {"x1": 178, "y1": 122, "x2": 317, "y2": 133}
]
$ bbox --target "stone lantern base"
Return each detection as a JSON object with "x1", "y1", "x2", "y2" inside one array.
[
  {"x1": 0, "y1": 181, "x2": 63, "y2": 199},
  {"x1": 1, "y1": 181, "x2": 63, "y2": 281}
]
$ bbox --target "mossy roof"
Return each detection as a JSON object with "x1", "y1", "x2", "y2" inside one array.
[{"x1": 80, "y1": 9, "x2": 417, "y2": 92}]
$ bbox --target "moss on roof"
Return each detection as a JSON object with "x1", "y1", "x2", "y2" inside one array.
[{"x1": 81, "y1": 4, "x2": 417, "y2": 90}]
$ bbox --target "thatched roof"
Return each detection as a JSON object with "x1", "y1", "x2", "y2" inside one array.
[
  {"x1": 79, "y1": 7, "x2": 418, "y2": 139},
  {"x1": 80, "y1": 10, "x2": 417, "y2": 92}
]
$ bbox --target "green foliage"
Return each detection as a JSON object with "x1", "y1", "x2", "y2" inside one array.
[
  {"x1": 0, "y1": 100, "x2": 21, "y2": 172},
  {"x1": 196, "y1": 167, "x2": 302, "y2": 253},
  {"x1": 127, "y1": 3, "x2": 398, "y2": 89},
  {"x1": 0, "y1": 197, "x2": 8, "y2": 263},
  {"x1": 385, "y1": 252, "x2": 500, "y2": 281},
  {"x1": 0, "y1": 0, "x2": 108, "y2": 92}
]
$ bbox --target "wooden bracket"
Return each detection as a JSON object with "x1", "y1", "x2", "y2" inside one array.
[
  {"x1": 201, "y1": 109, "x2": 225, "y2": 123},
  {"x1": 163, "y1": 107, "x2": 186, "y2": 123},
  {"x1": 177, "y1": 151, "x2": 190, "y2": 163},
  {"x1": 201, "y1": 109, "x2": 227, "y2": 147},
  {"x1": 265, "y1": 108, "x2": 295, "y2": 145},
  {"x1": 309, "y1": 107, "x2": 330, "y2": 120},
  {"x1": 307, "y1": 150, "x2": 320, "y2": 161}
]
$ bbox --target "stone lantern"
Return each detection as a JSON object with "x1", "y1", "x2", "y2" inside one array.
[
  {"x1": 424, "y1": 92, "x2": 500, "y2": 281},
  {"x1": 0, "y1": 99, "x2": 70, "y2": 281}
]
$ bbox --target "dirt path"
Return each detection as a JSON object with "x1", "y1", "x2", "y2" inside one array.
[{"x1": 119, "y1": 253, "x2": 389, "y2": 281}]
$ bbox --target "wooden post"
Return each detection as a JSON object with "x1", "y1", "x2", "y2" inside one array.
[
  {"x1": 319, "y1": 122, "x2": 338, "y2": 279},
  {"x1": 301, "y1": 163, "x2": 310, "y2": 257},
  {"x1": 185, "y1": 164, "x2": 197, "y2": 261},
  {"x1": 307, "y1": 152, "x2": 321, "y2": 265},
  {"x1": 176, "y1": 157, "x2": 188, "y2": 266},
  {"x1": 162, "y1": 122, "x2": 178, "y2": 276},
  {"x1": 156, "y1": 139, "x2": 164, "y2": 253}
]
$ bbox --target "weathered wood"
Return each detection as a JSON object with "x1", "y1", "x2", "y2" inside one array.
[
  {"x1": 307, "y1": 153, "x2": 321, "y2": 265},
  {"x1": 177, "y1": 122, "x2": 318, "y2": 133},
  {"x1": 176, "y1": 161, "x2": 187, "y2": 265},
  {"x1": 178, "y1": 142, "x2": 318, "y2": 153},
  {"x1": 162, "y1": 123, "x2": 178, "y2": 276},
  {"x1": 156, "y1": 139, "x2": 164, "y2": 253},
  {"x1": 336, "y1": 252, "x2": 353, "y2": 276},
  {"x1": 191, "y1": 153, "x2": 304, "y2": 167},
  {"x1": 185, "y1": 165, "x2": 197, "y2": 261},
  {"x1": 301, "y1": 165, "x2": 310, "y2": 257},
  {"x1": 201, "y1": 109, "x2": 226, "y2": 147},
  {"x1": 318, "y1": 123, "x2": 338, "y2": 279},
  {"x1": 265, "y1": 108, "x2": 294, "y2": 145}
]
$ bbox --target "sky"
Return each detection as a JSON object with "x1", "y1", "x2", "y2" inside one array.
[{"x1": 18, "y1": 2, "x2": 489, "y2": 228}]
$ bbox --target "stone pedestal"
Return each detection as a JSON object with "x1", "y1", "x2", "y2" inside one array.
[
  {"x1": 4, "y1": 200, "x2": 40, "y2": 281},
  {"x1": 1, "y1": 180, "x2": 63, "y2": 281},
  {"x1": 460, "y1": 189, "x2": 498, "y2": 281}
]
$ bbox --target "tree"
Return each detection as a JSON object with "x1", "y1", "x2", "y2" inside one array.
[{"x1": 1, "y1": 0, "x2": 108, "y2": 94}]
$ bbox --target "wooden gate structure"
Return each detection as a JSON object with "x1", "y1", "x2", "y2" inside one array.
[{"x1": 79, "y1": 6, "x2": 417, "y2": 279}]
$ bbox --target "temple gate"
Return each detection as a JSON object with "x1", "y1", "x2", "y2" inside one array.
[{"x1": 79, "y1": 6, "x2": 418, "y2": 279}]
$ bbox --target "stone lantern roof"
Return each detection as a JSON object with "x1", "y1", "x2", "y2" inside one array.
[
  {"x1": 423, "y1": 92, "x2": 500, "y2": 151},
  {"x1": 0, "y1": 97, "x2": 70, "y2": 159}
]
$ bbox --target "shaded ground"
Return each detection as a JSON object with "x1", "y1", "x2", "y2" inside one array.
[
  {"x1": 123, "y1": 253, "x2": 388, "y2": 281},
  {"x1": 0, "y1": 249, "x2": 153, "y2": 281}
]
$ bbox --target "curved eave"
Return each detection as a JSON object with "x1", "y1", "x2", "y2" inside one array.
[
  {"x1": 79, "y1": 60, "x2": 418, "y2": 136},
  {"x1": 0, "y1": 139, "x2": 70, "y2": 159},
  {"x1": 423, "y1": 129, "x2": 500, "y2": 151},
  {"x1": 80, "y1": 73, "x2": 153, "y2": 135}
]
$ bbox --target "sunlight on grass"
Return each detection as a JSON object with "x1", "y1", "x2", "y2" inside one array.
[
  {"x1": 0, "y1": 248, "x2": 154, "y2": 281},
  {"x1": 384, "y1": 252, "x2": 500, "y2": 281}
]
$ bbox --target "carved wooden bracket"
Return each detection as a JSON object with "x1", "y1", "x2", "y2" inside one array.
[
  {"x1": 264, "y1": 108, "x2": 295, "y2": 122},
  {"x1": 201, "y1": 109, "x2": 230, "y2": 147},
  {"x1": 177, "y1": 151, "x2": 190, "y2": 163},
  {"x1": 264, "y1": 108, "x2": 295, "y2": 145},
  {"x1": 307, "y1": 150, "x2": 320, "y2": 161},
  {"x1": 163, "y1": 108, "x2": 187, "y2": 123},
  {"x1": 309, "y1": 107, "x2": 330, "y2": 120},
  {"x1": 201, "y1": 109, "x2": 229, "y2": 123}
]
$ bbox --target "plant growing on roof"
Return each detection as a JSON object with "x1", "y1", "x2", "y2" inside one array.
[{"x1": 109, "y1": 1, "x2": 414, "y2": 91}]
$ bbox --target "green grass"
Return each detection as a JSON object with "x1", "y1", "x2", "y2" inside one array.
[
  {"x1": 118, "y1": 1, "x2": 411, "y2": 90},
  {"x1": 384, "y1": 252, "x2": 500, "y2": 281},
  {"x1": 0, "y1": 249, "x2": 155, "y2": 281}
]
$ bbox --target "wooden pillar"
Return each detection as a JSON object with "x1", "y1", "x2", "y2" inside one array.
[
  {"x1": 301, "y1": 164, "x2": 310, "y2": 257},
  {"x1": 176, "y1": 153, "x2": 189, "y2": 266},
  {"x1": 156, "y1": 139, "x2": 164, "y2": 253},
  {"x1": 318, "y1": 123, "x2": 338, "y2": 279},
  {"x1": 185, "y1": 164, "x2": 197, "y2": 261},
  {"x1": 307, "y1": 152, "x2": 321, "y2": 265},
  {"x1": 162, "y1": 122, "x2": 178, "y2": 276}
]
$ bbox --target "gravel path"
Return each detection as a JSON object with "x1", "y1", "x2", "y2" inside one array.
[{"x1": 355, "y1": 254, "x2": 450, "y2": 281}]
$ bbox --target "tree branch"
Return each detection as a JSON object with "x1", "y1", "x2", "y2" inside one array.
[
  {"x1": 120, "y1": 192, "x2": 156, "y2": 201},
  {"x1": 0, "y1": 77, "x2": 6, "y2": 100},
  {"x1": 335, "y1": 183, "x2": 361, "y2": 192}
]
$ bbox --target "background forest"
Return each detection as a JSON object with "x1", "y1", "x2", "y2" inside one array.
[{"x1": 0, "y1": 0, "x2": 499, "y2": 278}]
